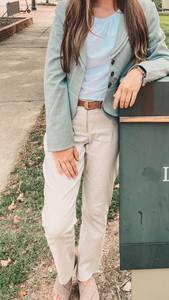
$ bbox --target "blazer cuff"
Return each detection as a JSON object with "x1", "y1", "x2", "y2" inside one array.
[{"x1": 46, "y1": 128, "x2": 75, "y2": 152}]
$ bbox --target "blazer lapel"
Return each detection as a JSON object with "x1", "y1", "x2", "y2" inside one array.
[
  {"x1": 111, "y1": 11, "x2": 129, "y2": 58},
  {"x1": 79, "y1": 11, "x2": 128, "y2": 70}
]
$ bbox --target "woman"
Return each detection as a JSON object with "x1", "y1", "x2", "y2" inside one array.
[{"x1": 42, "y1": 0, "x2": 169, "y2": 299}]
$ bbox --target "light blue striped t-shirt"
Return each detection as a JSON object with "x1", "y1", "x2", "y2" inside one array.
[{"x1": 79, "y1": 9, "x2": 121, "y2": 102}]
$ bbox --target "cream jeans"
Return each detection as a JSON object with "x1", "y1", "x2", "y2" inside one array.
[{"x1": 41, "y1": 106, "x2": 119, "y2": 284}]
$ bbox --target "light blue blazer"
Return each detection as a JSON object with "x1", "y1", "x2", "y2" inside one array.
[{"x1": 44, "y1": 0, "x2": 169, "y2": 152}]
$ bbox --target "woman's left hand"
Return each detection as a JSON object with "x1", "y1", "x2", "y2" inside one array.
[{"x1": 113, "y1": 68, "x2": 144, "y2": 110}]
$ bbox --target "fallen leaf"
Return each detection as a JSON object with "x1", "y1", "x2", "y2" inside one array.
[
  {"x1": 115, "y1": 183, "x2": 120, "y2": 189},
  {"x1": 17, "y1": 193, "x2": 24, "y2": 202},
  {"x1": 11, "y1": 184, "x2": 18, "y2": 189},
  {"x1": 18, "y1": 286, "x2": 27, "y2": 298},
  {"x1": 8, "y1": 201, "x2": 16, "y2": 211},
  {"x1": 48, "y1": 266, "x2": 54, "y2": 273},
  {"x1": 13, "y1": 215, "x2": 21, "y2": 224},
  {"x1": 121, "y1": 280, "x2": 131, "y2": 292},
  {"x1": 0, "y1": 258, "x2": 12, "y2": 267},
  {"x1": 114, "y1": 231, "x2": 119, "y2": 235}
]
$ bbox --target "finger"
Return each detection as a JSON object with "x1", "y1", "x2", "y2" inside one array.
[
  {"x1": 65, "y1": 161, "x2": 77, "y2": 178},
  {"x1": 113, "y1": 88, "x2": 122, "y2": 110},
  {"x1": 56, "y1": 161, "x2": 64, "y2": 175},
  {"x1": 60, "y1": 162, "x2": 72, "y2": 179},
  {"x1": 129, "y1": 91, "x2": 138, "y2": 107},
  {"x1": 113, "y1": 89, "x2": 121, "y2": 109},
  {"x1": 70, "y1": 159, "x2": 78, "y2": 176},
  {"x1": 120, "y1": 89, "x2": 128, "y2": 109},
  {"x1": 73, "y1": 146, "x2": 79, "y2": 161},
  {"x1": 124, "y1": 91, "x2": 133, "y2": 109},
  {"x1": 52, "y1": 156, "x2": 64, "y2": 175}
]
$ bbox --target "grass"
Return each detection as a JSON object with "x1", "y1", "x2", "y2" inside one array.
[
  {"x1": 0, "y1": 15, "x2": 168, "y2": 300},
  {"x1": 0, "y1": 108, "x2": 47, "y2": 299},
  {"x1": 160, "y1": 15, "x2": 169, "y2": 46}
]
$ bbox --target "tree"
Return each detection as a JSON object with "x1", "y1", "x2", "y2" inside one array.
[{"x1": 153, "y1": 0, "x2": 162, "y2": 10}]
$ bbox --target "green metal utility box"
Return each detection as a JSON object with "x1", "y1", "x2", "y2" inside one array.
[{"x1": 119, "y1": 76, "x2": 169, "y2": 270}]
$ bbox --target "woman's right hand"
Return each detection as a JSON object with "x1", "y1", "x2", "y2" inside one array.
[{"x1": 52, "y1": 146, "x2": 79, "y2": 179}]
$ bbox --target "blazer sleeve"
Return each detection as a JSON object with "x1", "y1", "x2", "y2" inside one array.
[
  {"x1": 128, "y1": 1, "x2": 169, "y2": 87},
  {"x1": 44, "y1": 0, "x2": 74, "y2": 152}
]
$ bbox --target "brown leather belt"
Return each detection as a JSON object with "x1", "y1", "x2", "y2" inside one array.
[{"x1": 78, "y1": 99, "x2": 103, "y2": 110}]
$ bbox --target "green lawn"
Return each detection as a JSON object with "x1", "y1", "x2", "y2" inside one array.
[
  {"x1": 0, "y1": 16, "x2": 168, "y2": 300},
  {"x1": 0, "y1": 110, "x2": 48, "y2": 299},
  {"x1": 160, "y1": 15, "x2": 169, "y2": 46}
]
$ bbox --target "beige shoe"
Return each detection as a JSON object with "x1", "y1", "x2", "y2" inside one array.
[
  {"x1": 53, "y1": 254, "x2": 78, "y2": 300},
  {"x1": 53, "y1": 276, "x2": 72, "y2": 300},
  {"x1": 78, "y1": 276, "x2": 100, "y2": 300}
]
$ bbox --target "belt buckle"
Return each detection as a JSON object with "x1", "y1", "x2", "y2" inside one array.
[{"x1": 84, "y1": 101, "x2": 90, "y2": 110}]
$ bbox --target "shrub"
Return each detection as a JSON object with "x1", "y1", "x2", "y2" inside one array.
[{"x1": 153, "y1": 0, "x2": 162, "y2": 10}]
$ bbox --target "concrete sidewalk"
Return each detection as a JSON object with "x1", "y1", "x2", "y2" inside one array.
[{"x1": 0, "y1": 5, "x2": 55, "y2": 192}]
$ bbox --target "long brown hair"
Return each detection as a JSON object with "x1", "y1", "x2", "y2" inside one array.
[{"x1": 60, "y1": 0, "x2": 149, "y2": 73}]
